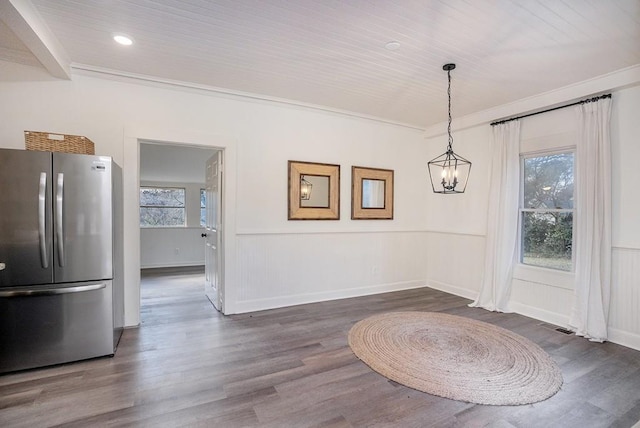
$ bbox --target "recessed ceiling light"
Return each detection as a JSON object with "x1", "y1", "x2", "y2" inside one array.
[
  {"x1": 385, "y1": 41, "x2": 401, "y2": 51},
  {"x1": 113, "y1": 34, "x2": 134, "y2": 46}
]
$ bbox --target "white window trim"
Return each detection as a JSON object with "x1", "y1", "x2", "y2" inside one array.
[{"x1": 514, "y1": 149, "x2": 576, "y2": 289}]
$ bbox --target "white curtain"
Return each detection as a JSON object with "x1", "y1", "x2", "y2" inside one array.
[
  {"x1": 569, "y1": 97, "x2": 612, "y2": 342},
  {"x1": 470, "y1": 120, "x2": 521, "y2": 312}
]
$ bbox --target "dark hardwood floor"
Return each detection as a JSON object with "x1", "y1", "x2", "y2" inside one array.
[{"x1": 1, "y1": 266, "x2": 639, "y2": 427}]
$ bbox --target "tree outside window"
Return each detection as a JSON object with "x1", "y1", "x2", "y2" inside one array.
[
  {"x1": 200, "y1": 189, "x2": 206, "y2": 227},
  {"x1": 140, "y1": 187, "x2": 186, "y2": 227},
  {"x1": 520, "y1": 152, "x2": 574, "y2": 271}
]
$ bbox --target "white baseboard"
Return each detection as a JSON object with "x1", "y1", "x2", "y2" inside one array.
[
  {"x1": 507, "y1": 301, "x2": 570, "y2": 328},
  {"x1": 608, "y1": 328, "x2": 640, "y2": 351},
  {"x1": 507, "y1": 303, "x2": 640, "y2": 351},
  {"x1": 234, "y1": 275, "x2": 640, "y2": 352},
  {"x1": 427, "y1": 280, "x2": 572, "y2": 328},
  {"x1": 140, "y1": 261, "x2": 204, "y2": 269},
  {"x1": 416, "y1": 279, "x2": 640, "y2": 352},
  {"x1": 233, "y1": 280, "x2": 427, "y2": 314},
  {"x1": 426, "y1": 280, "x2": 477, "y2": 301}
]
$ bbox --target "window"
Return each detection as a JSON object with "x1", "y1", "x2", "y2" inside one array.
[
  {"x1": 140, "y1": 187, "x2": 186, "y2": 227},
  {"x1": 200, "y1": 189, "x2": 206, "y2": 227},
  {"x1": 520, "y1": 152, "x2": 574, "y2": 271}
]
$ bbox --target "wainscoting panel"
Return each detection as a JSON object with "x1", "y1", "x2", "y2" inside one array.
[
  {"x1": 235, "y1": 231, "x2": 429, "y2": 313},
  {"x1": 234, "y1": 229, "x2": 640, "y2": 350},
  {"x1": 426, "y1": 231, "x2": 640, "y2": 351},
  {"x1": 609, "y1": 247, "x2": 640, "y2": 350},
  {"x1": 509, "y1": 279, "x2": 573, "y2": 327},
  {"x1": 425, "y1": 232, "x2": 485, "y2": 301}
]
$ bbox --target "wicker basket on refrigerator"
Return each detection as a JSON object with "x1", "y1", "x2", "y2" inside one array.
[{"x1": 24, "y1": 131, "x2": 95, "y2": 155}]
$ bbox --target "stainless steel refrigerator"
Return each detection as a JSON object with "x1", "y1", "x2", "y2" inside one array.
[{"x1": 0, "y1": 148, "x2": 124, "y2": 374}]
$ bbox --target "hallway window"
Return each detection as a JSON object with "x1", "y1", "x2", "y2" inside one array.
[
  {"x1": 520, "y1": 152, "x2": 574, "y2": 271},
  {"x1": 200, "y1": 189, "x2": 206, "y2": 227},
  {"x1": 140, "y1": 187, "x2": 186, "y2": 227}
]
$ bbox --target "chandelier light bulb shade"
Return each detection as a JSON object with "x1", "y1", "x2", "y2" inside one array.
[
  {"x1": 300, "y1": 175, "x2": 313, "y2": 200},
  {"x1": 428, "y1": 63, "x2": 472, "y2": 194}
]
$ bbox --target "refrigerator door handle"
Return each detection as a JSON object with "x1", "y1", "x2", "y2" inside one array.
[
  {"x1": 56, "y1": 173, "x2": 65, "y2": 267},
  {"x1": 0, "y1": 282, "x2": 106, "y2": 297},
  {"x1": 38, "y1": 172, "x2": 48, "y2": 268}
]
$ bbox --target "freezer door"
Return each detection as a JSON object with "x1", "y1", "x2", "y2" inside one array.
[
  {"x1": 53, "y1": 153, "x2": 113, "y2": 282},
  {"x1": 0, "y1": 281, "x2": 115, "y2": 373},
  {"x1": 0, "y1": 149, "x2": 53, "y2": 287}
]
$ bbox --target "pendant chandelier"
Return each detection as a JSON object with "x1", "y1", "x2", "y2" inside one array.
[
  {"x1": 300, "y1": 175, "x2": 313, "y2": 200},
  {"x1": 427, "y1": 63, "x2": 472, "y2": 194}
]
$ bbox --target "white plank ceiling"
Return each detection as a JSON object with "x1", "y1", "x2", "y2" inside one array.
[{"x1": 1, "y1": 0, "x2": 639, "y2": 128}]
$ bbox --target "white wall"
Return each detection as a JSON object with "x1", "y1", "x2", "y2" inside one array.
[
  {"x1": 140, "y1": 227, "x2": 204, "y2": 268},
  {"x1": 0, "y1": 61, "x2": 430, "y2": 327},
  {"x1": 425, "y1": 83, "x2": 640, "y2": 350},
  {"x1": 140, "y1": 180, "x2": 205, "y2": 268},
  {"x1": 2, "y1": 60, "x2": 637, "y2": 350},
  {"x1": 139, "y1": 142, "x2": 215, "y2": 183},
  {"x1": 424, "y1": 124, "x2": 491, "y2": 301},
  {"x1": 608, "y1": 85, "x2": 640, "y2": 349}
]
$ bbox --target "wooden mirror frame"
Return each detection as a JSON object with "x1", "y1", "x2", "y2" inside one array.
[
  {"x1": 351, "y1": 166, "x2": 394, "y2": 220},
  {"x1": 288, "y1": 160, "x2": 340, "y2": 220}
]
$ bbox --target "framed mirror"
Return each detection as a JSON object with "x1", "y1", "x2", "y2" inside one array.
[
  {"x1": 351, "y1": 166, "x2": 394, "y2": 220},
  {"x1": 288, "y1": 160, "x2": 340, "y2": 220}
]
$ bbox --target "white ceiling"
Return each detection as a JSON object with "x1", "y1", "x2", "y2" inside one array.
[
  {"x1": 1, "y1": 0, "x2": 639, "y2": 128},
  {"x1": 0, "y1": 19, "x2": 38, "y2": 67}
]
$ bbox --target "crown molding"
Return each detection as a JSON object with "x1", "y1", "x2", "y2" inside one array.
[
  {"x1": 424, "y1": 64, "x2": 640, "y2": 138},
  {"x1": 70, "y1": 63, "x2": 426, "y2": 132}
]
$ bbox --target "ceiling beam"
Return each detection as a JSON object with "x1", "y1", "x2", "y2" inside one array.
[{"x1": 0, "y1": 0, "x2": 70, "y2": 79}]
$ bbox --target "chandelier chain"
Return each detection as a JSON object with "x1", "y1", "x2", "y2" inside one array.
[{"x1": 447, "y1": 69, "x2": 453, "y2": 152}]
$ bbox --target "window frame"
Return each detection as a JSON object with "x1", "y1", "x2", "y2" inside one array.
[
  {"x1": 139, "y1": 186, "x2": 187, "y2": 228},
  {"x1": 518, "y1": 148, "x2": 576, "y2": 273}
]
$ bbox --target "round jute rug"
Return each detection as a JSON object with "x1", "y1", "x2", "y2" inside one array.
[{"x1": 348, "y1": 311, "x2": 563, "y2": 406}]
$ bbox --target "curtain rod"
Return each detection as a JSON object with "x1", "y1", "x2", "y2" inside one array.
[{"x1": 490, "y1": 93, "x2": 612, "y2": 126}]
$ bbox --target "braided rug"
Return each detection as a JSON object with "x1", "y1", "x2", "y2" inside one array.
[{"x1": 348, "y1": 311, "x2": 563, "y2": 405}]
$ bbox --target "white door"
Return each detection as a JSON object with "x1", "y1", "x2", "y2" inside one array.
[{"x1": 204, "y1": 151, "x2": 223, "y2": 311}]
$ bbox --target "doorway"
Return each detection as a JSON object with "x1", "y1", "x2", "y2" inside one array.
[{"x1": 138, "y1": 141, "x2": 223, "y2": 315}]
